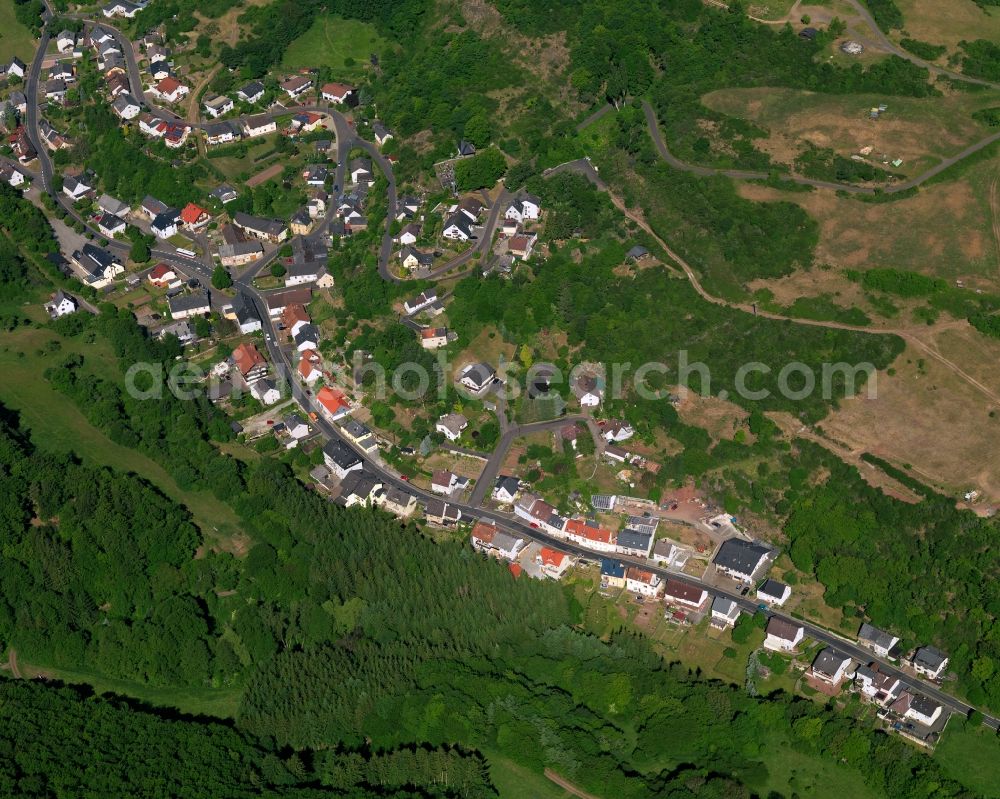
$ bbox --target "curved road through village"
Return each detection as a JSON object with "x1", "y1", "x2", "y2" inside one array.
[{"x1": 19, "y1": 4, "x2": 1000, "y2": 731}]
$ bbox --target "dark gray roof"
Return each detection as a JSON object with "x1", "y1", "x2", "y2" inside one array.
[
  {"x1": 287, "y1": 260, "x2": 319, "y2": 277},
  {"x1": 759, "y1": 578, "x2": 788, "y2": 598},
  {"x1": 323, "y1": 439, "x2": 360, "y2": 470},
  {"x1": 239, "y1": 80, "x2": 264, "y2": 97},
  {"x1": 151, "y1": 209, "x2": 180, "y2": 231},
  {"x1": 913, "y1": 646, "x2": 948, "y2": 671},
  {"x1": 712, "y1": 596, "x2": 737, "y2": 615},
  {"x1": 495, "y1": 475, "x2": 519, "y2": 495},
  {"x1": 713, "y1": 538, "x2": 771, "y2": 576},
  {"x1": 168, "y1": 291, "x2": 210, "y2": 314},
  {"x1": 909, "y1": 695, "x2": 941, "y2": 717},
  {"x1": 616, "y1": 528, "x2": 652, "y2": 550},
  {"x1": 338, "y1": 470, "x2": 380, "y2": 501},
  {"x1": 293, "y1": 323, "x2": 319, "y2": 346},
  {"x1": 233, "y1": 211, "x2": 285, "y2": 237},
  {"x1": 204, "y1": 120, "x2": 240, "y2": 138},
  {"x1": 627, "y1": 245, "x2": 649, "y2": 259},
  {"x1": 232, "y1": 293, "x2": 259, "y2": 325},
  {"x1": 858, "y1": 623, "x2": 898, "y2": 649},
  {"x1": 462, "y1": 362, "x2": 495, "y2": 389},
  {"x1": 79, "y1": 243, "x2": 115, "y2": 272},
  {"x1": 444, "y1": 212, "x2": 473, "y2": 235},
  {"x1": 811, "y1": 647, "x2": 850, "y2": 677}
]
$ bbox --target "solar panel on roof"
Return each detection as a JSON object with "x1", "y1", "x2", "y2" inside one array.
[
  {"x1": 591, "y1": 494, "x2": 617, "y2": 510},
  {"x1": 627, "y1": 515, "x2": 659, "y2": 534}
]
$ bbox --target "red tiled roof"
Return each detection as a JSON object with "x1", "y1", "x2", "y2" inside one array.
[
  {"x1": 316, "y1": 386, "x2": 349, "y2": 416},
  {"x1": 472, "y1": 520, "x2": 497, "y2": 545},
  {"x1": 148, "y1": 262, "x2": 173, "y2": 281},
  {"x1": 321, "y1": 82, "x2": 353, "y2": 96},
  {"x1": 508, "y1": 562, "x2": 522, "y2": 578},
  {"x1": 281, "y1": 302, "x2": 310, "y2": 329},
  {"x1": 297, "y1": 353, "x2": 320, "y2": 379},
  {"x1": 540, "y1": 547, "x2": 567, "y2": 568},
  {"x1": 155, "y1": 76, "x2": 181, "y2": 95},
  {"x1": 232, "y1": 342, "x2": 265, "y2": 377},
  {"x1": 181, "y1": 202, "x2": 207, "y2": 225},
  {"x1": 626, "y1": 567, "x2": 657, "y2": 585},
  {"x1": 563, "y1": 518, "x2": 614, "y2": 545}
]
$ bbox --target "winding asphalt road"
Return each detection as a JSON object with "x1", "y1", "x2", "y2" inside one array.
[{"x1": 20, "y1": 5, "x2": 1000, "y2": 733}]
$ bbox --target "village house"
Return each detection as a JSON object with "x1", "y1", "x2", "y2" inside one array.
[
  {"x1": 323, "y1": 440, "x2": 363, "y2": 479},
  {"x1": 45, "y1": 80, "x2": 68, "y2": 105},
  {"x1": 431, "y1": 470, "x2": 466, "y2": 496},
  {"x1": 111, "y1": 93, "x2": 141, "y2": 120},
  {"x1": 911, "y1": 646, "x2": 949, "y2": 680},
  {"x1": 289, "y1": 209, "x2": 312, "y2": 236},
  {"x1": 505, "y1": 194, "x2": 541, "y2": 222},
  {"x1": 538, "y1": 548, "x2": 571, "y2": 580},
  {"x1": 283, "y1": 414, "x2": 310, "y2": 440},
  {"x1": 420, "y1": 327, "x2": 449, "y2": 349},
  {"x1": 9, "y1": 127, "x2": 36, "y2": 164},
  {"x1": 264, "y1": 287, "x2": 313, "y2": 317},
  {"x1": 56, "y1": 31, "x2": 78, "y2": 53},
  {"x1": 150, "y1": 209, "x2": 180, "y2": 239},
  {"x1": 615, "y1": 527, "x2": 653, "y2": 558},
  {"x1": 626, "y1": 567, "x2": 663, "y2": 598},
  {"x1": 63, "y1": 173, "x2": 93, "y2": 201},
  {"x1": 147, "y1": 262, "x2": 180, "y2": 289},
  {"x1": 470, "y1": 521, "x2": 524, "y2": 561},
  {"x1": 97, "y1": 194, "x2": 130, "y2": 218},
  {"x1": 293, "y1": 323, "x2": 320, "y2": 352},
  {"x1": 401, "y1": 245, "x2": 434, "y2": 271},
  {"x1": 219, "y1": 240, "x2": 263, "y2": 267},
  {"x1": 442, "y1": 213, "x2": 473, "y2": 241},
  {"x1": 712, "y1": 538, "x2": 773, "y2": 584},
  {"x1": 250, "y1": 378, "x2": 281, "y2": 406},
  {"x1": 710, "y1": 596, "x2": 741, "y2": 628},
  {"x1": 435, "y1": 413, "x2": 468, "y2": 442},
  {"x1": 459, "y1": 362, "x2": 497, "y2": 395},
  {"x1": 599, "y1": 419, "x2": 634, "y2": 442},
  {"x1": 0, "y1": 162, "x2": 26, "y2": 190},
  {"x1": 851, "y1": 663, "x2": 901, "y2": 706},
  {"x1": 232, "y1": 342, "x2": 268, "y2": 382},
  {"x1": 492, "y1": 475, "x2": 520, "y2": 504},
  {"x1": 46, "y1": 290, "x2": 78, "y2": 318},
  {"x1": 316, "y1": 385, "x2": 351, "y2": 421},
  {"x1": 764, "y1": 617, "x2": 805, "y2": 652},
  {"x1": 231, "y1": 293, "x2": 262, "y2": 334},
  {"x1": 97, "y1": 212, "x2": 126, "y2": 238},
  {"x1": 320, "y1": 82, "x2": 354, "y2": 104},
  {"x1": 757, "y1": 578, "x2": 792, "y2": 607},
  {"x1": 297, "y1": 349, "x2": 322, "y2": 385},
  {"x1": 152, "y1": 77, "x2": 189, "y2": 104},
  {"x1": 375, "y1": 486, "x2": 418, "y2": 518},
  {"x1": 181, "y1": 202, "x2": 210, "y2": 229},
  {"x1": 212, "y1": 184, "x2": 239, "y2": 205},
  {"x1": 203, "y1": 94, "x2": 234, "y2": 118},
  {"x1": 424, "y1": 498, "x2": 462, "y2": 527},
  {"x1": 651, "y1": 538, "x2": 679, "y2": 566},
  {"x1": 563, "y1": 518, "x2": 617, "y2": 553},
  {"x1": 237, "y1": 81, "x2": 264, "y2": 104},
  {"x1": 204, "y1": 121, "x2": 241, "y2": 146},
  {"x1": 140, "y1": 195, "x2": 169, "y2": 219},
  {"x1": 70, "y1": 244, "x2": 123, "y2": 288},
  {"x1": 233, "y1": 211, "x2": 287, "y2": 242},
  {"x1": 903, "y1": 695, "x2": 943, "y2": 727},
  {"x1": 336, "y1": 471, "x2": 383, "y2": 508},
  {"x1": 285, "y1": 259, "x2": 320, "y2": 286},
  {"x1": 372, "y1": 120, "x2": 392, "y2": 147},
  {"x1": 514, "y1": 495, "x2": 567, "y2": 536},
  {"x1": 349, "y1": 157, "x2": 373, "y2": 184},
  {"x1": 662, "y1": 579, "x2": 708, "y2": 610},
  {"x1": 858, "y1": 622, "x2": 900, "y2": 658},
  {"x1": 810, "y1": 648, "x2": 852, "y2": 685},
  {"x1": 168, "y1": 291, "x2": 211, "y2": 321},
  {"x1": 281, "y1": 75, "x2": 313, "y2": 98},
  {"x1": 281, "y1": 302, "x2": 310, "y2": 337},
  {"x1": 396, "y1": 222, "x2": 421, "y2": 245},
  {"x1": 403, "y1": 289, "x2": 438, "y2": 315},
  {"x1": 243, "y1": 115, "x2": 277, "y2": 138},
  {"x1": 601, "y1": 559, "x2": 627, "y2": 589},
  {"x1": 149, "y1": 60, "x2": 171, "y2": 81}
]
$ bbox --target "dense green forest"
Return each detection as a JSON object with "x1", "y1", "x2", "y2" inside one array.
[{"x1": 1, "y1": 679, "x2": 495, "y2": 797}]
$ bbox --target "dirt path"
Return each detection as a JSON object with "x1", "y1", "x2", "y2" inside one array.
[
  {"x1": 246, "y1": 162, "x2": 283, "y2": 188},
  {"x1": 544, "y1": 769, "x2": 602, "y2": 799},
  {"x1": 186, "y1": 64, "x2": 220, "y2": 122},
  {"x1": 7, "y1": 648, "x2": 22, "y2": 679},
  {"x1": 990, "y1": 174, "x2": 1000, "y2": 281}
]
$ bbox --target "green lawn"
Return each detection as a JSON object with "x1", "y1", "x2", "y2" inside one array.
[
  {"x1": 759, "y1": 738, "x2": 877, "y2": 799},
  {"x1": 206, "y1": 135, "x2": 281, "y2": 183},
  {"x1": 17, "y1": 659, "x2": 242, "y2": 718},
  {"x1": 484, "y1": 751, "x2": 572, "y2": 799},
  {"x1": 934, "y1": 722, "x2": 1000, "y2": 798},
  {"x1": 0, "y1": 0, "x2": 38, "y2": 65},
  {"x1": 281, "y1": 15, "x2": 389, "y2": 78},
  {"x1": 0, "y1": 325, "x2": 245, "y2": 549}
]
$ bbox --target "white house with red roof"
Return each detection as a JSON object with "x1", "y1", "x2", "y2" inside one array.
[
  {"x1": 147, "y1": 262, "x2": 180, "y2": 289},
  {"x1": 625, "y1": 567, "x2": 663, "y2": 598},
  {"x1": 321, "y1": 82, "x2": 354, "y2": 104},
  {"x1": 151, "y1": 77, "x2": 189, "y2": 103},
  {"x1": 297, "y1": 350, "x2": 322, "y2": 384},
  {"x1": 180, "y1": 202, "x2": 210, "y2": 229},
  {"x1": 537, "y1": 547, "x2": 571, "y2": 579},
  {"x1": 562, "y1": 517, "x2": 617, "y2": 553},
  {"x1": 316, "y1": 385, "x2": 350, "y2": 420}
]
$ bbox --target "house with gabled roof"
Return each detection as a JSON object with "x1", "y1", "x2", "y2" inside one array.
[
  {"x1": 297, "y1": 349, "x2": 322, "y2": 384},
  {"x1": 810, "y1": 648, "x2": 852, "y2": 685},
  {"x1": 757, "y1": 579, "x2": 791, "y2": 607},
  {"x1": 858, "y1": 622, "x2": 900, "y2": 658},
  {"x1": 764, "y1": 617, "x2": 805, "y2": 652},
  {"x1": 662, "y1": 579, "x2": 707, "y2": 609},
  {"x1": 232, "y1": 342, "x2": 268, "y2": 382},
  {"x1": 323, "y1": 439, "x2": 362, "y2": 478},
  {"x1": 626, "y1": 567, "x2": 663, "y2": 598},
  {"x1": 911, "y1": 646, "x2": 949, "y2": 680},
  {"x1": 281, "y1": 75, "x2": 312, "y2": 98},
  {"x1": 711, "y1": 596, "x2": 740, "y2": 628},
  {"x1": 713, "y1": 538, "x2": 773, "y2": 584},
  {"x1": 538, "y1": 548, "x2": 571, "y2": 579},
  {"x1": 321, "y1": 82, "x2": 354, "y2": 103},
  {"x1": 316, "y1": 386, "x2": 351, "y2": 420}
]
